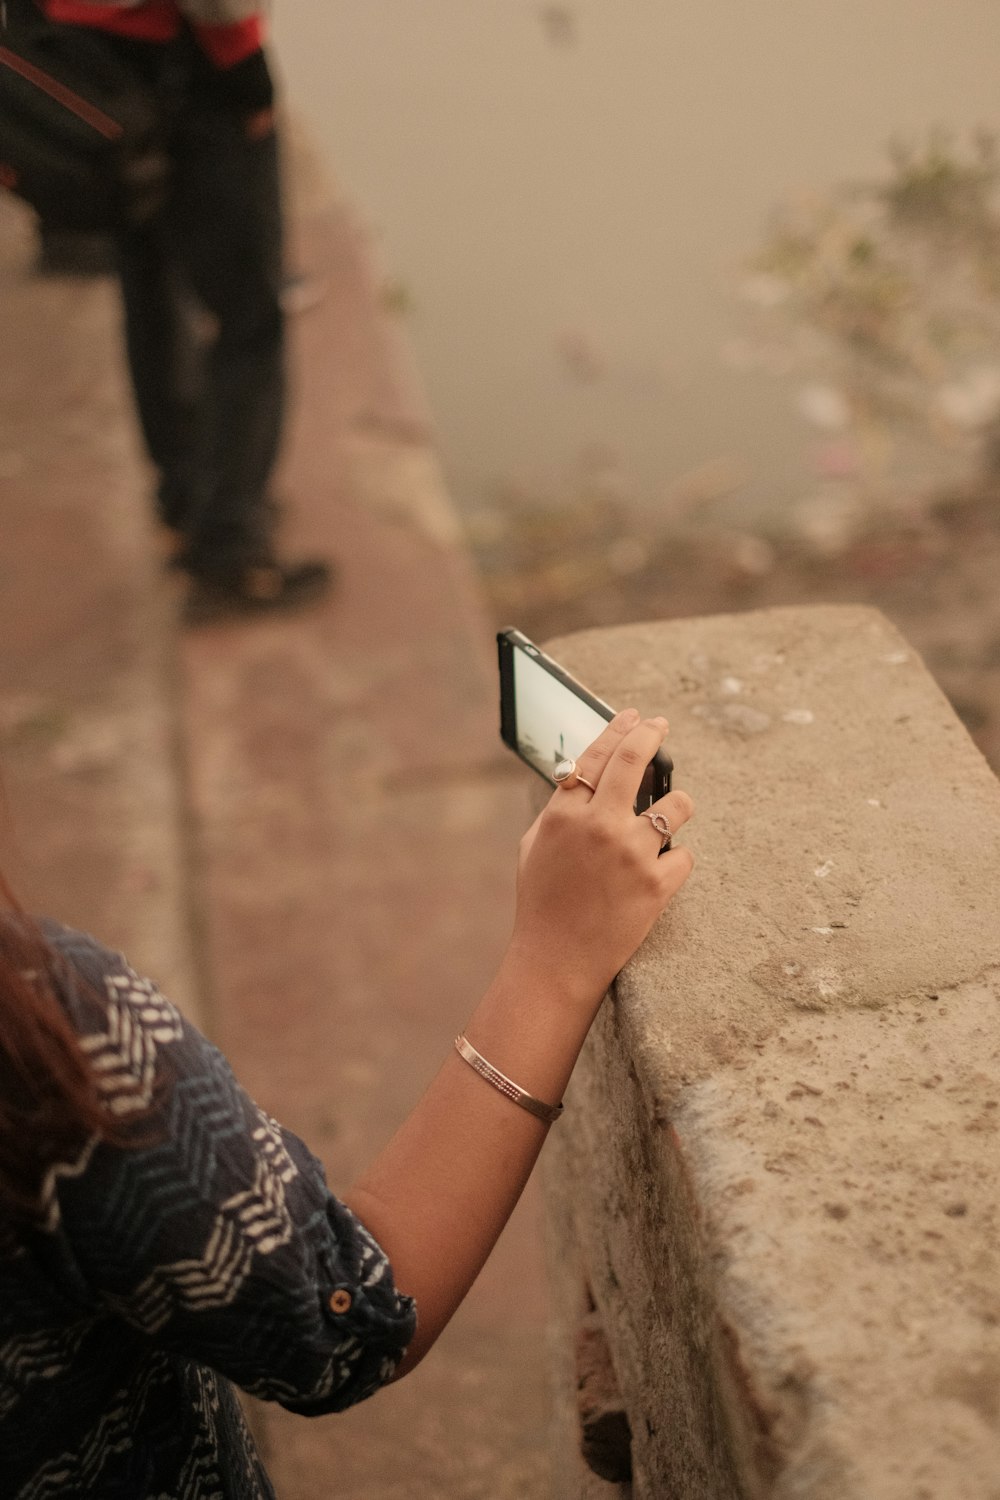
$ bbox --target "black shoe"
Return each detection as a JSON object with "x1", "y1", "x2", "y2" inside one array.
[
  {"x1": 183, "y1": 559, "x2": 333, "y2": 625},
  {"x1": 162, "y1": 499, "x2": 284, "y2": 573}
]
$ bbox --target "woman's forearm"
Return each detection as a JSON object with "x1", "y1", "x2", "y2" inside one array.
[{"x1": 343, "y1": 957, "x2": 600, "y2": 1373}]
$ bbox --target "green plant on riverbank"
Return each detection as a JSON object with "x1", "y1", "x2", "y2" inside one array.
[{"x1": 742, "y1": 132, "x2": 1000, "y2": 497}]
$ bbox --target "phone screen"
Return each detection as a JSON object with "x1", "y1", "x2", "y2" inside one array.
[
  {"x1": 509, "y1": 642, "x2": 612, "y2": 781},
  {"x1": 497, "y1": 629, "x2": 671, "y2": 810}
]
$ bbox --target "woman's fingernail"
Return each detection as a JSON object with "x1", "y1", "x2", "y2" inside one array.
[
  {"x1": 653, "y1": 716, "x2": 669, "y2": 731},
  {"x1": 618, "y1": 708, "x2": 640, "y2": 728}
]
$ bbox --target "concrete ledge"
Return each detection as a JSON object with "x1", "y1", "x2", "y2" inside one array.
[{"x1": 541, "y1": 605, "x2": 1000, "y2": 1499}]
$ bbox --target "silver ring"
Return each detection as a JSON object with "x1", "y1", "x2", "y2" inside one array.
[
  {"x1": 553, "y1": 758, "x2": 597, "y2": 793},
  {"x1": 642, "y1": 809, "x2": 672, "y2": 850}
]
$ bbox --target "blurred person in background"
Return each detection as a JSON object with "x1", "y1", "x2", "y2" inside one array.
[
  {"x1": 0, "y1": 713, "x2": 693, "y2": 1498},
  {"x1": 40, "y1": 0, "x2": 331, "y2": 623}
]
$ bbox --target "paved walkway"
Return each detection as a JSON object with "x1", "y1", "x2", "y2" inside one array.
[{"x1": 0, "y1": 138, "x2": 554, "y2": 1498}]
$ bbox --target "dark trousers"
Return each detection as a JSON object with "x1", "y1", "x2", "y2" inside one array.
[{"x1": 113, "y1": 42, "x2": 285, "y2": 572}]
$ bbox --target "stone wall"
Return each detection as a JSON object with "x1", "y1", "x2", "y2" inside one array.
[{"x1": 540, "y1": 605, "x2": 1000, "y2": 1500}]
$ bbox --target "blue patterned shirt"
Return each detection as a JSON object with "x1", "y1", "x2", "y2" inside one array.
[{"x1": 0, "y1": 923, "x2": 417, "y2": 1499}]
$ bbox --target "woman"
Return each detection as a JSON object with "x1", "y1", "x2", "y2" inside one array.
[{"x1": 0, "y1": 711, "x2": 693, "y2": 1498}]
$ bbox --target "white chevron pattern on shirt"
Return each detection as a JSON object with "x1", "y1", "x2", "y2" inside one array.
[
  {"x1": 80, "y1": 971, "x2": 183, "y2": 1115},
  {"x1": 109, "y1": 1130, "x2": 297, "y2": 1334},
  {"x1": 0, "y1": 1317, "x2": 98, "y2": 1419},
  {"x1": 17, "y1": 1353, "x2": 179, "y2": 1500},
  {"x1": 36, "y1": 968, "x2": 182, "y2": 1231}
]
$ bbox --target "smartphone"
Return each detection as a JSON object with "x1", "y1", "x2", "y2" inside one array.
[{"x1": 497, "y1": 628, "x2": 672, "y2": 812}]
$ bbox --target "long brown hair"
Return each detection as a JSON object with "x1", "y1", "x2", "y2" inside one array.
[{"x1": 0, "y1": 878, "x2": 112, "y2": 1232}]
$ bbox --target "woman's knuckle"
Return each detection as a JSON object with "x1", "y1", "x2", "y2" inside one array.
[
  {"x1": 539, "y1": 796, "x2": 563, "y2": 824},
  {"x1": 673, "y1": 789, "x2": 695, "y2": 820},
  {"x1": 590, "y1": 815, "x2": 618, "y2": 849}
]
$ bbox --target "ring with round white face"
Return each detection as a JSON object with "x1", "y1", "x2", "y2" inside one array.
[
  {"x1": 553, "y1": 758, "x2": 598, "y2": 793},
  {"x1": 642, "y1": 809, "x2": 672, "y2": 850}
]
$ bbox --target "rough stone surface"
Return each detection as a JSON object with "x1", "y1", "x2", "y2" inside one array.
[
  {"x1": 575, "y1": 1310, "x2": 633, "y2": 1483},
  {"x1": 542, "y1": 606, "x2": 1000, "y2": 1500}
]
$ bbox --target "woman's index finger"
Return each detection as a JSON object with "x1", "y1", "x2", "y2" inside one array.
[
  {"x1": 570, "y1": 708, "x2": 641, "y2": 785},
  {"x1": 594, "y1": 717, "x2": 670, "y2": 807}
]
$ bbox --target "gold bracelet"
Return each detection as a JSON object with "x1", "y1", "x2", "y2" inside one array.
[{"x1": 453, "y1": 1035, "x2": 564, "y2": 1125}]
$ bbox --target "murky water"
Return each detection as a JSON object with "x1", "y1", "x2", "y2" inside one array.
[{"x1": 273, "y1": 1, "x2": 1000, "y2": 526}]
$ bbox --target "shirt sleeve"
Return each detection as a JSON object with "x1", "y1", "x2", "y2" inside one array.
[{"x1": 41, "y1": 927, "x2": 417, "y2": 1415}]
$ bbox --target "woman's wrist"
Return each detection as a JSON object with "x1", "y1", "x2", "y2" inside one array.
[
  {"x1": 458, "y1": 953, "x2": 608, "y2": 1116},
  {"x1": 494, "y1": 937, "x2": 614, "y2": 1023}
]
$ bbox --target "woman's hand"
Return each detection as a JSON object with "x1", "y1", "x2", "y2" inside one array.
[{"x1": 503, "y1": 709, "x2": 694, "y2": 1013}]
